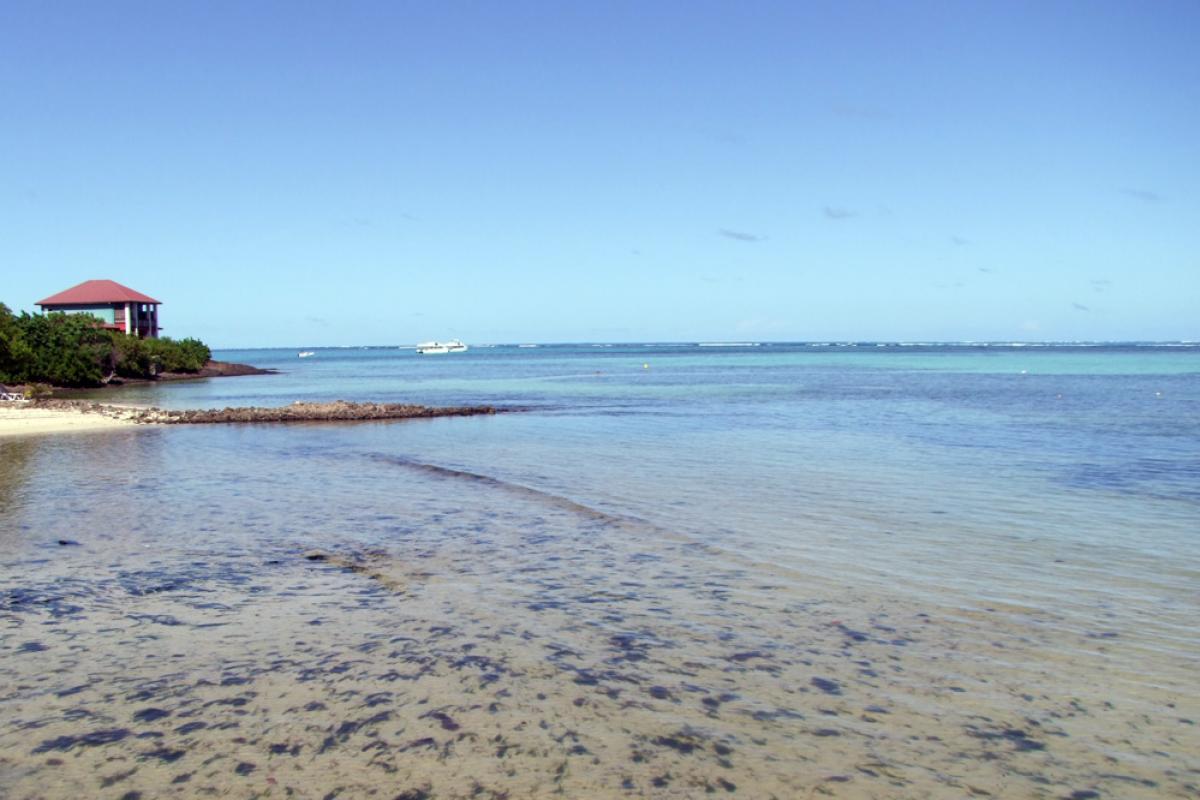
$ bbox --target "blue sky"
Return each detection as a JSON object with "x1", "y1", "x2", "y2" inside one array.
[{"x1": 2, "y1": 1, "x2": 1197, "y2": 346}]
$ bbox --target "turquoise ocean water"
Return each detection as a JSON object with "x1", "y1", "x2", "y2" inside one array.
[
  {"x1": 2, "y1": 343, "x2": 1198, "y2": 798},
  {"x1": 85, "y1": 342, "x2": 1200, "y2": 611}
]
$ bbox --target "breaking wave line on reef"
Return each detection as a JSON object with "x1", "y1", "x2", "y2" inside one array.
[{"x1": 364, "y1": 453, "x2": 644, "y2": 527}]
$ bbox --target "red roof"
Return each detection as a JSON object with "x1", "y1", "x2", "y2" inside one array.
[{"x1": 38, "y1": 279, "x2": 161, "y2": 306}]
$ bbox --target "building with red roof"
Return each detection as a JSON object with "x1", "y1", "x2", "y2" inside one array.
[{"x1": 38, "y1": 280, "x2": 161, "y2": 338}]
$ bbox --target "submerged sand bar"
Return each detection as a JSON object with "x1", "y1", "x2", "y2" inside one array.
[{"x1": 0, "y1": 399, "x2": 505, "y2": 436}]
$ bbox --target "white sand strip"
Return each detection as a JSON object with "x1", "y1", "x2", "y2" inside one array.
[{"x1": 0, "y1": 405, "x2": 140, "y2": 437}]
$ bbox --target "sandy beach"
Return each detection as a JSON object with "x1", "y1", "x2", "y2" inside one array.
[{"x1": 0, "y1": 404, "x2": 140, "y2": 437}]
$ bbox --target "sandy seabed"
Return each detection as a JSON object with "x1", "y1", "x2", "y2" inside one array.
[{"x1": 1, "y1": 466, "x2": 1196, "y2": 800}]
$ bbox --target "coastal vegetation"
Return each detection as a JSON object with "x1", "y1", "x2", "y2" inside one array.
[{"x1": 0, "y1": 303, "x2": 211, "y2": 388}]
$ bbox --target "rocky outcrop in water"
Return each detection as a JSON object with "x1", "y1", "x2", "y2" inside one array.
[
  {"x1": 163, "y1": 360, "x2": 277, "y2": 380},
  {"x1": 31, "y1": 399, "x2": 503, "y2": 425}
]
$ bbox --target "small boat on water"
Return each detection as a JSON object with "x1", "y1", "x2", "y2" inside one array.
[
  {"x1": 298, "y1": 351, "x2": 315, "y2": 358},
  {"x1": 416, "y1": 339, "x2": 468, "y2": 354}
]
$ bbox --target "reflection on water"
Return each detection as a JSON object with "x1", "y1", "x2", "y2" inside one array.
[{"x1": 1, "y1": 422, "x2": 1197, "y2": 799}]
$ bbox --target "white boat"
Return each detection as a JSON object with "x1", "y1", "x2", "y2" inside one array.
[
  {"x1": 416, "y1": 339, "x2": 468, "y2": 354},
  {"x1": 298, "y1": 351, "x2": 315, "y2": 358}
]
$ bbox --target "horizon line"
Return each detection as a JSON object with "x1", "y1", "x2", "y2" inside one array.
[{"x1": 210, "y1": 339, "x2": 1200, "y2": 350}]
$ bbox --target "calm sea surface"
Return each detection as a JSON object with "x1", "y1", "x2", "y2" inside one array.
[{"x1": 2, "y1": 343, "x2": 1198, "y2": 798}]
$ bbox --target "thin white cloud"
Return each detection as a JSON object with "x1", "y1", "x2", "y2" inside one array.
[
  {"x1": 829, "y1": 101, "x2": 891, "y2": 121},
  {"x1": 718, "y1": 228, "x2": 765, "y2": 242},
  {"x1": 1120, "y1": 187, "x2": 1163, "y2": 204}
]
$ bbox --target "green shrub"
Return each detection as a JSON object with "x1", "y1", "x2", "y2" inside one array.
[
  {"x1": 174, "y1": 338, "x2": 212, "y2": 371},
  {"x1": 139, "y1": 337, "x2": 212, "y2": 374},
  {"x1": 0, "y1": 304, "x2": 35, "y2": 382},
  {"x1": 0, "y1": 301, "x2": 212, "y2": 386},
  {"x1": 18, "y1": 312, "x2": 111, "y2": 386},
  {"x1": 112, "y1": 335, "x2": 152, "y2": 378}
]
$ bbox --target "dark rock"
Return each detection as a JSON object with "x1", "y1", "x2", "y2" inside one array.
[
  {"x1": 393, "y1": 787, "x2": 432, "y2": 800},
  {"x1": 654, "y1": 734, "x2": 701, "y2": 754},
  {"x1": 422, "y1": 710, "x2": 459, "y2": 731},
  {"x1": 142, "y1": 747, "x2": 186, "y2": 763},
  {"x1": 33, "y1": 728, "x2": 130, "y2": 753},
  {"x1": 32, "y1": 736, "x2": 78, "y2": 753},
  {"x1": 133, "y1": 708, "x2": 171, "y2": 723},
  {"x1": 84, "y1": 728, "x2": 131, "y2": 746}
]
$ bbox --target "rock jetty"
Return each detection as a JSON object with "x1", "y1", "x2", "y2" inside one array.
[
  {"x1": 30, "y1": 399, "x2": 503, "y2": 425},
  {"x1": 162, "y1": 360, "x2": 277, "y2": 380}
]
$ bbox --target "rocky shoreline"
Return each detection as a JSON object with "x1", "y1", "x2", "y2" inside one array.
[
  {"x1": 29, "y1": 399, "x2": 505, "y2": 425},
  {"x1": 163, "y1": 359, "x2": 277, "y2": 380},
  {"x1": 26, "y1": 360, "x2": 278, "y2": 398}
]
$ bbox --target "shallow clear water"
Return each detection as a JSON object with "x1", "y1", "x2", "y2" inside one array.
[{"x1": 2, "y1": 344, "x2": 1198, "y2": 798}]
